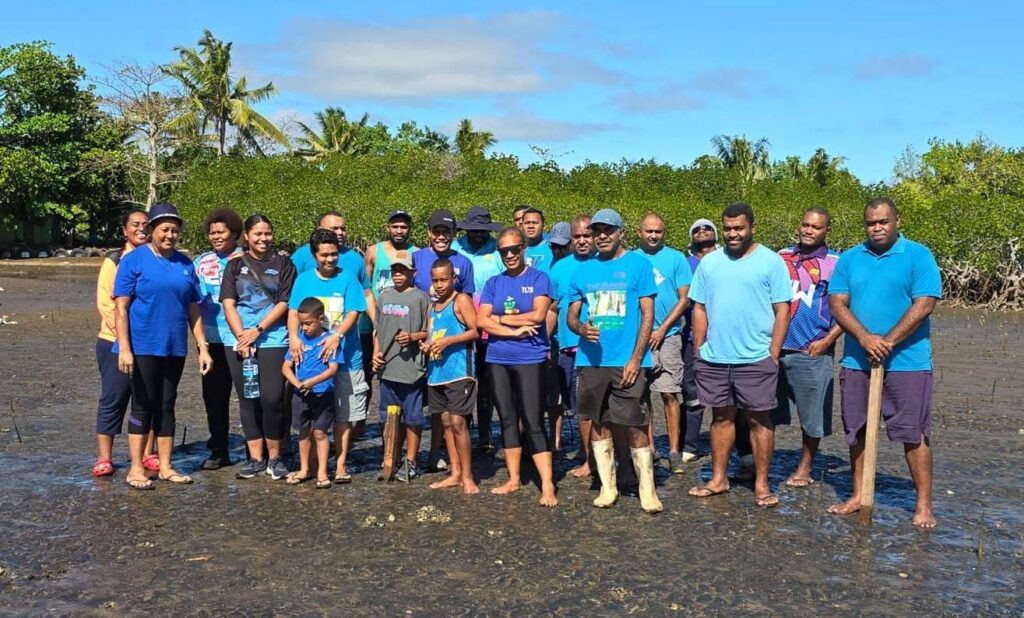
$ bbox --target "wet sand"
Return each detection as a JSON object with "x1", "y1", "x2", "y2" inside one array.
[{"x1": 0, "y1": 261, "x2": 1021, "y2": 615}]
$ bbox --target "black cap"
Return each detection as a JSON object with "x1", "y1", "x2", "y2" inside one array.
[
  {"x1": 147, "y1": 202, "x2": 184, "y2": 228},
  {"x1": 387, "y1": 210, "x2": 412, "y2": 223},
  {"x1": 457, "y1": 206, "x2": 503, "y2": 232},
  {"x1": 427, "y1": 209, "x2": 456, "y2": 230}
]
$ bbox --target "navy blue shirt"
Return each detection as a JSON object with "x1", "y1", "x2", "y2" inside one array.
[{"x1": 412, "y1": 248, "x2": 476, "y2": 296}]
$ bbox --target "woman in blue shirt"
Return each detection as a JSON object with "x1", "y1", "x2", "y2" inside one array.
[
  {"x1": 114, "y1": 203, "x2": 213, "y2": 490},
  {"x1": 220, "y1": 215, "x2": 297, "y2": 482},
  {"x1": 478, "y1": 227, "x2": 558, "y2": 507},
  {"x1": 192, "y1": 208, "x2": 244, "y2": 470}
]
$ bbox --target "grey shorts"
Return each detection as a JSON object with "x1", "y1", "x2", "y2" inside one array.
[
  {"x1": 775, "y1": 351, "x2": 834, "y2": 439},
  {"x1": 334, "y1": 368, "x2": 369, "y2": 423},
  {"x1": 694, "y1": 355, "x2": 778, "y2": 412},
  {"x1": 648, "y1": 333, "x2": 684, "y2": 394},
  {"x1": 840, "y1": 368, "x2": 932, "y2": 445},
  {"x1": 682, "y1": 339, "x2": 700, "y2": 409},
  {"x1": 576, "y1": 366, "x2": 648, "y2": 427}
]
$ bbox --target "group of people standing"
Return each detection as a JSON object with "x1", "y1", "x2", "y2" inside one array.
[{"x1": 91, "y1": 196, "x2": 940, "y2": 527}]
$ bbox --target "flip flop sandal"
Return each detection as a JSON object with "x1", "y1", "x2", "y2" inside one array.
[
  {"x1": 142, "y1": 454, "x2": 161, "y2": 472},
  {"x1": 126, "y1": 477, "x2": 154, "y2": 491},
  {"x1": 334, "y1": 473, "x2": 352, "y2": 485},
  {"x1": 158, "y1": 473, "x2": 194, "y2": 484},
  {"x1": 756, "y1": 494, "x2": 780, "y2": 508},
  {"x1": 93, "y1": 459, "x2": 115, "y2": 477},
  {"x1": 286, "y1": 473, "x2": 311, "y2": 485},
  {"x1": 785, "y1": 477, "x2": 815, "y2": 488},
  {"x1": 315, "y1": 479, "x2": 332, "y2": 489},
  {"x1": 688, "y1": 485, "x2": 730, "y2": 498}
]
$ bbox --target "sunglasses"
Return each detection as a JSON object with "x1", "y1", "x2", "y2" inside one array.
[
  {"x1": 693, "y1": 225, "x2": 714, "y2": 233},
  {"x1": 498, "y1": 245, "x2": 524, "y2": 257}
]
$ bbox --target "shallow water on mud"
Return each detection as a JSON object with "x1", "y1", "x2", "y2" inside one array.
[{"x1": 0, "y1": 261, "x2": 1021, "y2": 615}]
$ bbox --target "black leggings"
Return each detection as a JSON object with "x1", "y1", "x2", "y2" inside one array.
[
  {"x1": 129, "y1": 355, "x2": 186, "y2": 437},
  {"x1": 226, "y1": 347, "x2": 288, "y2": 441},
  {"x1": 490, "y1": 362, "x2": 549, "y2": 453},
  {"x1": 201, "y1": 343, "x2": 233, "y2": 456}
]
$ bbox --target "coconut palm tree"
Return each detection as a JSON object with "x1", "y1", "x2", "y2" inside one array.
[
  {"x1": 454, "y1": 119, "x2": 496, "y2": 157},
  {"x1": 294, "y1": 107, "x2": 372, "y2": 158},
  {"x1": 709, "y1": 134, "x2": 771, "y2": 184},
  {"x1": 163, "y1": 30, "x2": 288, "y2": 156},
  {"x1": 805, "y1": 148, "x2": 848, "y2": 186}
]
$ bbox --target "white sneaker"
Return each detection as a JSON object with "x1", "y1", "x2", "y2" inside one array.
[{"x1": 681, "y1": 452, "x2": 698, "y2": 463}]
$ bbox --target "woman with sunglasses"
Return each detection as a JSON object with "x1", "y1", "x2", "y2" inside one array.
[{"x1": 477, "y1": 226, "x2": 558, "y2": 507}]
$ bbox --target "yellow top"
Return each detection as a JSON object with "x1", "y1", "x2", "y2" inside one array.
[{"x1": 96, "y1": 242, "x2": 135, "y2": 342}]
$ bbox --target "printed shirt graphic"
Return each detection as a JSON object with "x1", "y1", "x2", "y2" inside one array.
[
  {"x1": 375, "y1": 286, "x2": 429, "y2": 384},
  {"x1": 285, "y1": 330, "x2": 340, "y2": 394},
  {"x1": 289, "y1": 269, "x2": 367, "y2": 370},
  {"x1": 194, "y1": 248, "x2": 243, "y2": 345},
  {"x1": 480, "y1": 267, "x2": 552, "y2": 365},
  {"x1": 778, "y1": 245, "x2": 840, "y2": 351},
  {"x1": 633, "y1": 246, "x2": 692, "y2": 336},
  {"x1": 688, "y1": 245, "x2": 793, "y2": 364},
  {"x1": 220, "y1": 254, "x2": 296, "y2": 348},
  {"x1": 830, "y1": 235, "x2": 942, "y2": 372},
  {"x1": 568, "y1": 251, "x2": 656, "y2": 368},
  {"x1": 549, "y1": 253, "x2": 591, "y2": 350}
]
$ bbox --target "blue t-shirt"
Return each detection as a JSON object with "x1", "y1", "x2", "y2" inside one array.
[
  {"x1": 289, "y1": 269, "x2": 367, "y2": 371},
  {"x1": 411, "y1": 248, "x2": 476, "y2": 296},
  {"x1": 454, "y1": 235, "x2": 503, "y2": 303},
  {"x1": 525, "y1": 240, "x2": 554, "y2": 274},
  {"x1": 292, "y1": 243, "x2": 370, "y2": 290},
  {"x1": 633, "y1": 246, "x2": 692, "y2": 336},
  {"x1": 688, "y1": 245, "x2": 792, "y2": 364},
  {"x1": 681, "y1": 254, "x2": 701, "y2": 342},
  {"x1": 113, "y1": 246, "x2": 200, "y2": 357},
  {"x1": 480, "y1": 267, "x2": 552, "y2": 365},
  {"x1": 830, "y1": 235, "x2": 942, "y2": 372},
  {"x1": 219, "y1": 254, "x2": 296, "y2": 348},
  {"x1": 194, "y1": 249, "x2": 242, "y2": 345},
  {"x1": 285, "y1": 330, "x2": 340, "y2": 394},
  {"x1": 568, "y1": 251, "x2": 657, "y2": 368},
  {"x1": 549, "y1": 253, "x2": 591, "y2": 350}
]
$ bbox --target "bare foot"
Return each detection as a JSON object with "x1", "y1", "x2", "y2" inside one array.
[
  {"x1": 461, "y1": 478, "x2": 480, "y2": 494},
  {"x1": 755, "y1": 493, "x2": 779, "y2": 508},
  {"x1": 490, "y1": 478, "x2": 522, "y2": 495},
  {"x1": 539, "y1": 485, "x2": 558, "y2": 507},
  {"x1": 568, "y1": 463, "x2": 591, "y2": 478},
  {"x1": 429, "y1": 475, "x2": 461, "y2": 490},
  {"x1": 912, "y1": 507, "x2": 937, "y2": 528},
  {"x1": 827, "y1": 496, "x2": 861, "y2": 515}
]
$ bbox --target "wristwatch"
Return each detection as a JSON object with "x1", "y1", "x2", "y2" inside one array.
[{"x1": 256, "y1": 325, "x2": 265, "y2": 334}]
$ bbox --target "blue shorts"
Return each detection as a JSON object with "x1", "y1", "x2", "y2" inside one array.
[
  {"x1": 292, "y1": 391, "x2": 335, "y2": 432},
  {"x1": 379, "y1": 378, "x2": 425, "y2": 427}
]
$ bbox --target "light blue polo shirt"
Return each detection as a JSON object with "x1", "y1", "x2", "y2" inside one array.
[
  {"x1": 632, "y1": 245, "x2": 692, "y2": 336},
  {"x1": 688, "y1": 245, "x2": 792, "y2": 364},
  {"x1": 830, "y1": 235, "x2": 941, "y2": 372}
]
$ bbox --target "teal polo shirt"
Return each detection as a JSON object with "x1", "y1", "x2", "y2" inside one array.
[{"x1": 830, "y1": 235, "x2": 941, "y2": 372}]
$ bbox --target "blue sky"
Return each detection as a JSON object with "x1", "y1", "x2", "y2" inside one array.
[{"x1": 4, "y1": 1, "x2": 1021, "y2": 182}]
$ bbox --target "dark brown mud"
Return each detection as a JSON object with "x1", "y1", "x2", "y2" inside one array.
[{"x1": 0, "y1": 260, "x2": 1021, "y2": 615}]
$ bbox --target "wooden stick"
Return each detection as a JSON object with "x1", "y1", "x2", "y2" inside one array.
[
  {"x1": 859, "y1": 364, "x2": 885, "y2": 524},
  {"x1": 381, "y1": 405, "x2": 401, "y2": 481}
]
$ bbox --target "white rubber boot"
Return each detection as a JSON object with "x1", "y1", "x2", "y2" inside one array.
[
  {"x1": 632, "y1": 446, "x2": 663, "y2": 514},
  {"x1": 591, "y1": 438, "x2": 618, "y2": 508}
]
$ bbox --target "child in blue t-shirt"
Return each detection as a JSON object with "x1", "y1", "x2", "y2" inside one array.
[{"x1": 282, "y1": 298, "x2": 340, "y2": 488}]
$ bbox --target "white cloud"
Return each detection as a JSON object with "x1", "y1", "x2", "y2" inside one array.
[
  {"x1": 855, "y1": 55, "x2": 934, "y2": 80},
  {"x1": 240, "y1": 11, "x2": 620, "y2": 102},
  {"x1": 611, "y1": 67, "x2": 763, "y2": 113},
  {"x1": 467, "y1": 112, "x2": 619, "y2": 142}
]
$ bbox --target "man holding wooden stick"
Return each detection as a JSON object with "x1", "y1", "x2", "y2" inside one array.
[{"x1": 827, "y1": 197, "x2": 942, "y2": 528}]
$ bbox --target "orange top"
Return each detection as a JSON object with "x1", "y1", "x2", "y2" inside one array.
[{"x1": 96, "y1": 242, "x2": 135, "y2": 342}]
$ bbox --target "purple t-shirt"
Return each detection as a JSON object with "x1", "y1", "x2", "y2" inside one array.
[{"x1": 480, "y1": 267, "x2": 551, "y2": 365}]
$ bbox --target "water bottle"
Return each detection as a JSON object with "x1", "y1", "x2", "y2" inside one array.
[{"x1": 242, "y1": 355, "x2": 260, "y2": 399}]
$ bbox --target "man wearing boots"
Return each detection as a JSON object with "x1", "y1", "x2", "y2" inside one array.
[{"x1": 567, "y1": 208, "x2": 662, "y2": 513}]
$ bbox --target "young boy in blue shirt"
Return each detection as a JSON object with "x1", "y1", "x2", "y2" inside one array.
[{"x1": 282, "y1": 297, "x2": 340, "y2": 488}]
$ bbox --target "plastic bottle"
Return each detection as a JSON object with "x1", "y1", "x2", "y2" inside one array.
[{"x1": 242, "y1": 355, "x2": 260, "y2": 399}]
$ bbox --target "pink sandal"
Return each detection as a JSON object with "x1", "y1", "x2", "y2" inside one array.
[
  {"x1": 142, "y1": 454, "x2": 161, "y2": 471},
  {"x1": 92, "y1": 459, "x2": 115, "y2": 477}
]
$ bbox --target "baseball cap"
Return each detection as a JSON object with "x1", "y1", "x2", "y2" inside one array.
[
  {"x1": 147, "y1": 202, "x2": 184, "y2": 228},
  {"x1": 548, "y1": 222, "x2": 571, "y2": 246},
  {"x1": 457, "y1": 206, "x2": 503, "y2": 232},
  {"x1": 589, "y1": 208, "x2": 623, "y2": 229},
  {"x1": 427, "y1": 208, "x2": 456, "y2": 230},
  {"x1": 689, "y1": 218, "x2": 718, "y2": 237},
  {"x1": 391, "y1": 250, "x2": 414, "y2": 269},
  {"x1": 387, "y1": 210, "x2": 412, "y2": 223}
]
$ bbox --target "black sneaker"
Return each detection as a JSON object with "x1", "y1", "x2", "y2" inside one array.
[
  {"x1": 203, "y1": 454, "x2": 231, "y2": 471},
  {"x1": 236, "y1": 458, "x2": 266, "y2": 479},
  {"x1": 396, "y1": 459, "x2": 419, "y2": 483}
]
